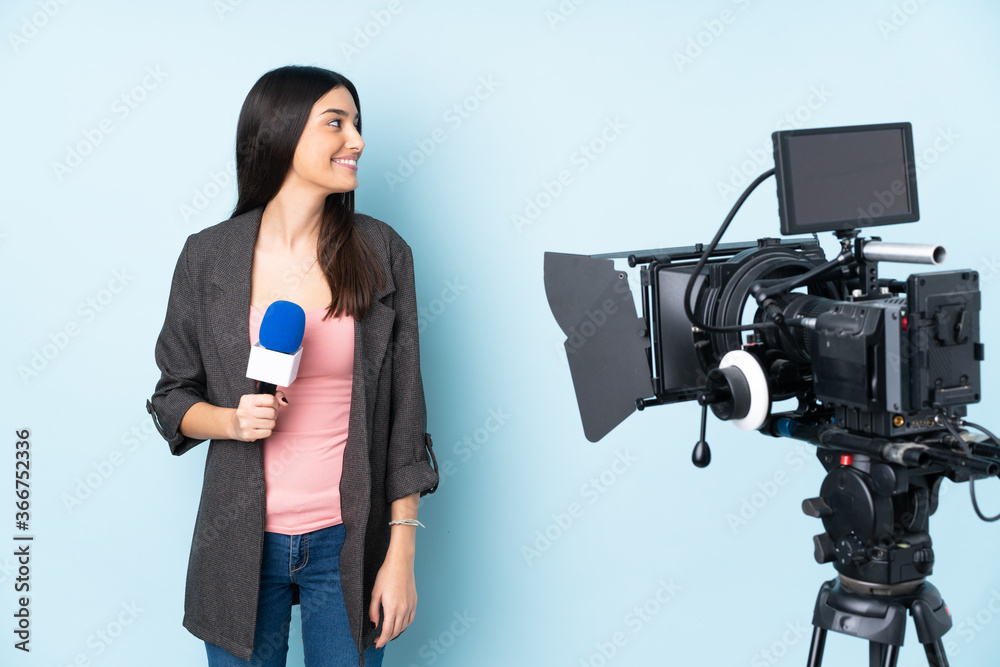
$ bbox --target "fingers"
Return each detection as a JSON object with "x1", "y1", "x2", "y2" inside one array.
[
  {"x1": 373, "y1": 603, "x2": 414, "y2": 649},
  {"x1": 234, "y1": 393, "x2": 286, "y2": 441},
  {"x1": 377, "y1": 614, "x2": 399, "y2": 649},
  {"x1": 369, "y1": 597, "x2": 386, "y2": 648},
  {"x1": 368, "y1": 592, "x2": 381, "y2": 630}
]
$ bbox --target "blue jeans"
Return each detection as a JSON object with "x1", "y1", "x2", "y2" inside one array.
[{"x1": 205, "y1": 522, "x2": 385, "y2": 667}]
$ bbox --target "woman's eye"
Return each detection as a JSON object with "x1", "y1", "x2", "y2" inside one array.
[{"x1": 328, "y1": 119, "x2": 360, "y2": 130}]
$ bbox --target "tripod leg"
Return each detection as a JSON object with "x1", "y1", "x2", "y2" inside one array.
[
  {"x1": 868, "y1": 642, "x2": 900, "y2": 667},
  {"x1": 806, "y1": 626, "x2": 826, "y2": 667},
  {"x1": 869, "y1": 642, "x2": 885, "y2": 667},
  {"x1": 923, "y1": 640, "x2": 950, "y2": 667}
]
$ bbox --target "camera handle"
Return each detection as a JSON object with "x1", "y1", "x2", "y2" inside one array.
[{"x1": 692, "y1": 403, "x2": 711, "y2": 468}]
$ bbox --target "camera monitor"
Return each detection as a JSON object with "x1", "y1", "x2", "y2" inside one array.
[{"x1": 773, "y1": 122, "x2": 919, "y2": 235}]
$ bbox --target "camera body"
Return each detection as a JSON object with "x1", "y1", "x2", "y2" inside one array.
[
  {"x1": 804, "y1": 269, "x2": 982, "y2": 435},
  {"x1": 644, "y1": 238, "x2": 983, "y2": 439}
]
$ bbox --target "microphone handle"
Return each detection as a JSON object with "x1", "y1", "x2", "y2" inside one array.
[{"x1": 257, "y1": 381, "x2": 277, "y2": 395}]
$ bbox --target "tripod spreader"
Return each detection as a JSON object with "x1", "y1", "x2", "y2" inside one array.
[{"x1": 807, "y1": 576, "x2": 952, "y2": 667}]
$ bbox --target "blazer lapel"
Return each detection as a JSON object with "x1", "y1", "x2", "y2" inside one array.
[
  {"x1": 351, "y1": 221, "x2": 397, "y2": 446},
  {"x1": 209, "y1": 206, "x2": 262, "y2": 402},
  {"x1": 353, "y1": 300, "x2": 393, "y2": 442}
]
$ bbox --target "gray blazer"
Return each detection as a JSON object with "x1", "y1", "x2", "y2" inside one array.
[{"x1": 146, "y1": 205, "x2": 438, "y2": 665}]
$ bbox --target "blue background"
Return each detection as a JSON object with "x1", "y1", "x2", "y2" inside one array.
[{"x1": 3, "y1": 1, "x2": 1000, "y2": 665}]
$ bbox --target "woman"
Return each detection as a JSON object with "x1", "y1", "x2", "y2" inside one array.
[{"x1": 146, "y1": 65, "x2": 439, "y2": 667}]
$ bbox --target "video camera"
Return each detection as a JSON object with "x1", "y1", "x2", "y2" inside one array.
[
  {"x1": 546, "y1": 122, "x2": 985, "y2": 450},
  {"x1": 545, "y1": 122, "x2": 1000, "y2": 665}
]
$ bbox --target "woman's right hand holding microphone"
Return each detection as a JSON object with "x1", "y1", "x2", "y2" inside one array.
[{"x1": 231, "y1": 391, "x2": 289, "y2": 441}]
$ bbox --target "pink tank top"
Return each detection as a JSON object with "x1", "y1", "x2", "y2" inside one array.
[{"x1": 249, "y1": 304, "x2": 355, "y2": 535}]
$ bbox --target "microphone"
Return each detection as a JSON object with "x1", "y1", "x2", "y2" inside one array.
[{"x1": 246, "y1": 300, "x2": 306, "y2": 395}]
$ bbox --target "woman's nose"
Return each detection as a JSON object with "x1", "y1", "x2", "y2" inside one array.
[{"x1": 345, "y1": 125, "x2": 364, "y2": 153}]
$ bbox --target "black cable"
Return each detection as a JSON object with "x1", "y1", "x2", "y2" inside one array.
[
  {"x1": 957, "y1": 419, "x2": 1000, "y2": 522},
  {"x1": 935, "y1": 411, "x2": 1000, "y2": 522},
  {"x1": 683, "y1": 168, "x2": 776, "y2": 334},
  {"x1": 751, "y1": 249, "x2": 853, "y2": 304},
  {"x1": 961, "y1": 420, "x2": 1000, "y2": 447}
]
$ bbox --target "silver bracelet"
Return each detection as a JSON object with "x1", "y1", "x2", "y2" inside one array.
[{"x1": 389, "y1": 519, "x2": 425, "y2": 527}]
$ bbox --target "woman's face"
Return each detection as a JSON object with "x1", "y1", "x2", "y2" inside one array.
[{"x1": 287, "y1": 85, "x2": 364, "y2": 195}]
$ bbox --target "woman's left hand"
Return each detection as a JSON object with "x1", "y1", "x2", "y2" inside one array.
[{"x1": 369, "y1": 549, "x2": 417, "y2": 649}]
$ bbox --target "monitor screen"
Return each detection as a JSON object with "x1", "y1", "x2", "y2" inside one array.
[{"x1": 773, "y1": 122, "x2": 919, "y2": 235}]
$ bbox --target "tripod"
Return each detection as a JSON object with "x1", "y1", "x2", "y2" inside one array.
[
  {"x1": 801, "y1": 449, "x2": 955, "y2": 666},
  {"x1": 806, "y1": 575, "x2": 952, "y2": 667}
]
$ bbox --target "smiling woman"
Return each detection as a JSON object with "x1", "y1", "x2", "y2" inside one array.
[
  {"x1": 147, "y1": 65, "x2": 439, "y2": 667},
  {"x1": 288, "y1": 86, "x2": 365, "y2": 207}
]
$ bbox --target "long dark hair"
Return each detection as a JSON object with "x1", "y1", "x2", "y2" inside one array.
[{"x1": 232, "y1": 65, "x2": 384, "y2": 321}]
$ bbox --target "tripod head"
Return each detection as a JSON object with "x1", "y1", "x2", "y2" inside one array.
[
  {"x1": 776, "y1": 420, "x2": 1000, "y2": 586},
  {"x1": 805, "y1": 450, "x2": 941, "y2": 585}
]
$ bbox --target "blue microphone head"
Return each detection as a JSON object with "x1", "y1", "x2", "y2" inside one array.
[{"x1": 259, "y1": 300, "x2": 306, "y2": 354}]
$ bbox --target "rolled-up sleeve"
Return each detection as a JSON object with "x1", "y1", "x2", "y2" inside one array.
[
  {"x1": 147, "y1": 236, "x2": 209, "y2": 456},
  {"x1": 384, "y1": 240, "x2": 439, "y2": 502}
]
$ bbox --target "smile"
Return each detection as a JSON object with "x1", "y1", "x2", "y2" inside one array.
[{"x1": 332, "y1": 157, "x2": 358, "y2": 171}]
